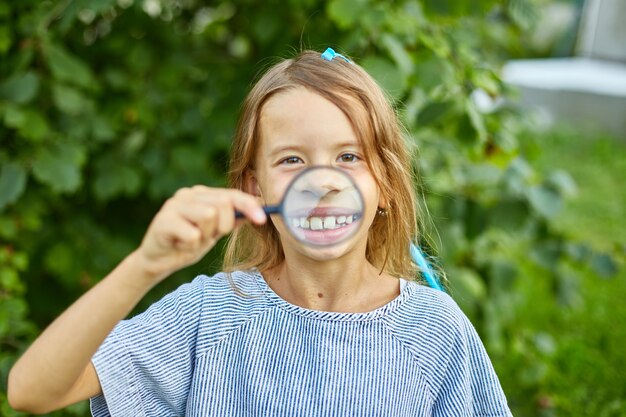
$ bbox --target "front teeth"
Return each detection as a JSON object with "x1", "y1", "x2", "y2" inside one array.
[
  {"x1": 310, "y1": 217, "x2": 323, "y2": 230},
  {"x1": 290, "y1": 215, "x2": 357, "y2": 230}
]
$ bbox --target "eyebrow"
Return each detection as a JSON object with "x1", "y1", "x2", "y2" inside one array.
[
  {"x1": 266, "y1": 145, "x2": 301, "y2": 158},
  {"x1": 266, "y1": 141, "x2": 362, "y2": 157}
]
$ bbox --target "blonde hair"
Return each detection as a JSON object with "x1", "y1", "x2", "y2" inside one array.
[{"x1": 223, "y1": 50, "x2": 424, "y2": 280}]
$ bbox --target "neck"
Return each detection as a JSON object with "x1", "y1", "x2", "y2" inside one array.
[{"x1": 264, "y1": 245, "x2": 399, "y2": 312}]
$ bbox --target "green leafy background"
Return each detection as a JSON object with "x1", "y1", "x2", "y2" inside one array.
[{"x1": 1, "y1": 0, "x2": 624, "y2": 416}]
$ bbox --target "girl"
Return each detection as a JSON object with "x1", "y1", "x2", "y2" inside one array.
[{"x1": 8, "y1": 49, "x2": 512, "y2": 416}]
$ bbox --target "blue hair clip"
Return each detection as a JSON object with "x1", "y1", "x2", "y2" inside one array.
[
  {"x1": 410, "y1": 242, "x2": 445, "y2": 292},
  {"x1": 321, "y1": 47, "x2": 351, "y2": 63}
]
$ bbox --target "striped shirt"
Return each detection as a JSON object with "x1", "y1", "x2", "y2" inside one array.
[{"x1": 90, "y1": 270, "x2": 512, "y2": 416}]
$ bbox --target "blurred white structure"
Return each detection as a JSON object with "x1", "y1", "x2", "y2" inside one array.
[{"x1": 503, "y1": 0, "x2": 626, "y2": 137}]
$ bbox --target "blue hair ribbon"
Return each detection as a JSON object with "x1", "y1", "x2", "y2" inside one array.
[
  {"x1": 321, "y1": 47, "x2": 352, "y2": 63},
  {"x1": 410, "y1": 242, "x2": 445, "y2": 292}
]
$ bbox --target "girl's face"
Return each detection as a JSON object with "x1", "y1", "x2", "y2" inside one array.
[{"x1": 250, "y1": 87, "x2": 383, "y2": 261}]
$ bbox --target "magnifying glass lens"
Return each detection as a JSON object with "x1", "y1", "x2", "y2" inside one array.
[{"x1": 281, "y1": 167, "x2": 364, "y2": 247}]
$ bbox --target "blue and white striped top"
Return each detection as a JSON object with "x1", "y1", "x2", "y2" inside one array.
[{"x1": 90, "y1": 270, "x2": 512, "y2": 416}]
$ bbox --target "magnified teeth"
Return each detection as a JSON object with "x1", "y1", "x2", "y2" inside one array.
[
  {"x1": 310, "y1": 217, "x2": 323, "y2": 230},
  {"x1": 289, "y1": 214, "x2": 358, "y2": 230},
  {"x1": 323, "y1": 216, "x2": 336, "y2": 229}
]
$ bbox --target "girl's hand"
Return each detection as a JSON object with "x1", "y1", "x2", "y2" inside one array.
[{"x1": 133, "y1": 186, "x2": 266, "y2": 285}]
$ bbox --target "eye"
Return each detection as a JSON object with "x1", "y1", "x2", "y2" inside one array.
[
  {"x1": 338, "y1": 153, "x2": 360, "y2": 163},
  {"x1": 280, "y1": 156, "x2": 303, "y2": 165}
]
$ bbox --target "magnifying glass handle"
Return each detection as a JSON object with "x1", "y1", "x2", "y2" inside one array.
[{"x1": 235, "y1": 205, "x2": 281, "y2": 219}]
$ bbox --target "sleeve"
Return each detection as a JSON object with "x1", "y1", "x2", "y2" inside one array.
[
  {"x1": 89, "y1": 275, "x2": 207, "y2": 417},
  {"x1": 433, "y1": 314, "x2": 513, "y2": 417}
]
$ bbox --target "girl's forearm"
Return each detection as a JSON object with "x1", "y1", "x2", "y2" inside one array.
[
  {"x1": 8, "y1": 250, "x2": 157, "y2": 413},
  {"x1": 8, "y1": 186, "x2": 260, "y2": 413}
]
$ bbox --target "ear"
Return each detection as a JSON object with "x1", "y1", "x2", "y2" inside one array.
[
  {"x1": 244, "y1": 170, "x2": 263, "y2": 199},
  {"x1": 377, "y1": 188, "x2": 389, "y2": 210}
]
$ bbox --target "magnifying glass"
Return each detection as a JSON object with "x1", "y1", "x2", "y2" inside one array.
[{"x1": 238, "y1": 166, "x2": 364, "y2": 247}]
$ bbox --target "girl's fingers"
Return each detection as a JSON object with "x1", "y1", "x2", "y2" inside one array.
[
  {"x1": 227, "y1": 190, "x2": 267, "y2": 225},
  {"x1": 150, "y1": 212, "x2": 203, "y2": 254},
  {"x1": 183, "y1": 188, "x2": 266, "y2": 227},
  {"x1": 137, "y1": 186, "x2": 266, "y2": 278},
  {"x1": 169, "y1": 188, "x2": 265, "y2": 242}
]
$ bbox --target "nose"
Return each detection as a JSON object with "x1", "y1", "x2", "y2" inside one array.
[{"x1": 293, "y1": 169, "x2": 350, "y2": 198}]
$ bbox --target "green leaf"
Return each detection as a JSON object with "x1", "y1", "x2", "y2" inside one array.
[
  {"x1": 422, "y1": 0, "x2": 461, "y2": 16},
  {"x1": 488, "y1": 259, "x2": 518, "y2": 290},
  {"x1": 85, "y1": 0, "x2": 119, "y2": 13},
  {"x1": 326, "y1": 0, "x2": 370, "y2": 29},
  {"x1": 555, "y1": 266, "x2": 582, "y2": 307},
  {"x1": 0, "y1": 25, "x2": 12, "y2": 54},
  {"x1": 0, "y1": 217, "x2": 18, "y2": 239},
  {"x1": 32, "y1": 142, "x2": 86, "y2": 193},
  {"x1": 447, "y1": 266, "x2": 486, "y2": 316},
  {"x1": 565, "y1": 242, "x2": 592, "y2": 263},
  {"x1": 3, "y1": 105, "x2": 50, "y2": 141},
  {"x1": 464, "y1": 199, "x2": 489, "y2": 240},
  {"x1": 18, "y1": 110, "x2": 50, "y2": 142},
  {"x1": 3, "y1": 105, "x2": 26, "y2": 128},
  {"x1": 0, "y1": 162, "x2": 27, "y2": 210},
  {"x1": 380, "y1": 34, "x2": 413, "y2": 75},
  {"x1": 0, "y1": 71, "x2": 40, "y2": 104},
  {"x1": 417, "y1": 100, "x2": 453, "y2": 126},
  {"x1": 45, "y1": 44, "x2": 95, "y2": 89},
  {"x1": 591, "y1": 253, "x2": 619, "y2": 278},
  {"x1": 93, "y1": 162, "x2": 142, "y2": 201},
  {"x1": 52, "y1": 84, "x2": 91, "y2": 115},
  {"x1": 422, "y1": 0, "x2": 498, "y2": 17},
  {"x1": 471, "y1": 70, "x2": 500, "y2": 96},
  {"x1": 92, "y1": 116, "x2": 116, "y2": 142},
  {"x1": 417, "y1": 30, "x2": 451, "y2": 58},
  {"x1": 10, "y1": 251, "x2": 28, "y2": 270},
  {"x1": 463, "y1": 163, "x2": 501, "y2": 188},
  {"x1": 507, "y1": 0, "x2": 538, "y2": 31},
  {"x1": 361, "y1": 56, "x2": 407, "y2": 99},
  {"x1": 547, "y1": 170, "x2": 577, "y2": 198},
  {"x1": 527, "y1": 185, "x2": 562, "y2": 218},
  {"x1": 0, "y1": 267, "x2": 21, "y2": 292},
  {"x1": 413, "y1": 56, "x2": 454, "y2": 90},
  {"x1": 122, "y1": 130, "x2": 146, "y2": 155},
  {"x1": 530, "y1": 240, "x2": 562, "y2": 270},
  {"x1": 503, "y1": 158, "x2": 534, "y2": 195},
  {"x1": 533, "y1": 332, "x2": 557, "y2": 356},
  {"x1": 172, "y1": 145, "x2": 206, "y2": 173},
  {"x1": 488, "y1": 199, "x2": 529, "y2": 231},
  {"x1": 44, "y1": 243, "x2": 79, "y2": 283}
]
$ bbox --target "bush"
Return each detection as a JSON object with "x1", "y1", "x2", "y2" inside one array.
[{"x1": 0, "y1": 1, "x2": 621, "y2": 415}]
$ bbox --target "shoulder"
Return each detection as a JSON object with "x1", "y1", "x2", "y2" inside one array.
[
  {"x1": 190, "y1": 270, "x2": 274, "y2": 354},
  {"x1": 120, "y1": 270, "x2": 268, "y2": 328},
  {"x1": 384, "y1": 283, "x2": 504, "y2": 391},
  {"x1": 191, "y1": 269, "x2": 266, "y2": 298},
  {"x1": 176, "y1": 270, "x2": 270, "y2": 320},
  {"x1": 383, "y1": 283, "x2": 480, "y2": 369},
  {"x1": 386, "y1": 283, "x2": 469, "y2": 338}
]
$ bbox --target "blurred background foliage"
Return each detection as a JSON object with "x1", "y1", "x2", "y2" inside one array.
[{"x1": 0, "y1": 0, "x2": 624, "y2": 416}]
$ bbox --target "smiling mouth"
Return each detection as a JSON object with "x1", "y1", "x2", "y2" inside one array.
[{"x1": 288, "y1": 213, "x2": 362, "y2": 231}]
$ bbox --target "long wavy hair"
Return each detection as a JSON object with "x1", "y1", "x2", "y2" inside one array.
[{"x1": 223, "y1": 50, "x2": 425, "y2": 280}]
